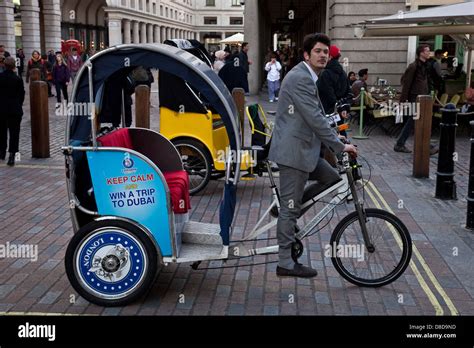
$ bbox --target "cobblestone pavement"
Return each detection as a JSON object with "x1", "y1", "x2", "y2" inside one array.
[{"x1": 0, "y1": 85, "x2": 473, "y2": 316}]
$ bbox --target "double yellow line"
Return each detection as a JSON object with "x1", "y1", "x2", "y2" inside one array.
[{"x1": 364, "y1": 180, "x2": 458, "y2": 316}]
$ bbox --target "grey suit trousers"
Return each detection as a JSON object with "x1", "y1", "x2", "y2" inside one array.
[{"x1": 277, "y1": 159, "x2": 340, "y2": 269}]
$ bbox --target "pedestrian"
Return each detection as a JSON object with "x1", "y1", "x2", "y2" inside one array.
[
  {"x1": 0, "y1": 56, "x2": 25, "y2": 166},
  {"x1": 317, "y1": 45, "x2": 352, "y2": 114},
  {"x1": 218, "y1": 52, "x2": 248, "y2": 94},
  {"x1": 67, "y1": 48, "x2": 83, "y2": 83},
  {"x1": 428, "y1": 49, "x2": 444, "y2": 95},
  {"x1": 394, "y1": 44, "x2": 438, "y2": 155},
  {"x1": 0, "y1": 45, "x2": 10, "y2": 58},
  {"x1": 47, "y1": 49, "x2": 55, "y2": 66},
  {"x1": 42, "y1": 54, "x2": 55, "y2": 97},
  {"x1": 16, "y1": 48, "x2": 25, "y2": 77},
  {"x1": 0, "y1": 54, "x2": 5, "y2": 73},
  {"x1": 268, "y1": 33, "x2": 357, "y2": 278},
  {"x1": 25, "y1": 50, "x2": 47, "y2": 84},
  {"x1": 52, "y1": 53, "x2": 70, "y2": 104},
  {"x1": 264, "y1": 52, "x2": 281, "y2": 102},
  {"x1": 213, "y1": 50, "x2": 227, "y2": 73},
  {"x1": 238, "y1": 42, "x2": 251, "y2": 94},
  {"x1": 351, "y1": 68, "x2": 368, "y2": 104},
  {"x1": 347, "y1": 71, "x2": 357, "y2": 86}
]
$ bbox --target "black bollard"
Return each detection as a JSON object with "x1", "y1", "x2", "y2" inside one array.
[
  {"x1": 435, "y1": 106, "x2": 458, "y2": 199},
  {"x1": 466, "y1": 121, "x2": 474, "y2": 229}
]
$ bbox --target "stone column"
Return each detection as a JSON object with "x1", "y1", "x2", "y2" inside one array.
[
  {"x1": 154, "y1": 25, "x2": 160, "y2": 43},
  {"x1": 161, "y1": 26, "x2": 166, "y2": 41},
  {"x1": 108, "y1": 18, "x2": 122, "y2": 46},
  {"x1": 132, "y1": 21, "x2": 139, "y2": 43},
  {"x1": 221, "y1": 32, "x2": 225, "y2": 49},
  {"x1": 0, "y1": 0, "x2": 16, "y2": 55},
  {"x1": 147, "y1": 23, "x2": 153, "y2": 43},
  {"x1": 41, "y1": 0, "x2": 61, "y2": 53},
  {"x1": 123, "y1": 19, "x2": 131, "y2": 44},
  {"x1": 244, "y1": 0, "x2": 260, "y2": 95},
  {"x1": 195, "y1": 32, "x2": 200, "y2": 41},
  {"x1": 21, "y1": 0, "x2": 41, "y2": 60},
  {"x1": 140, "y1": 22, "x2": 147, "y2": 43}
]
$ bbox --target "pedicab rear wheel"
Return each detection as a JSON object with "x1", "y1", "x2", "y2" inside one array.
[
  {"x1": 65, "y1": 220, "x2": 159, "y2": 307},
  {"x1": 172, "y1": 139, "x2": 212, "y2": 195}
]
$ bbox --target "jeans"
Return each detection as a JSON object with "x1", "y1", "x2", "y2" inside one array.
[
  {"x1": 55, "y1": 83, "x2": 68, "y2": 104},
  {"x1": 268, "y1": 79, "x2": 280, "y2": 101},
  {"x1": 396, "y1": 94, "x2": 417, "y2": 147}
]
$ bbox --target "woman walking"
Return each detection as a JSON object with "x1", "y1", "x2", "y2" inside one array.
[{"x1": 52, "y1": 53, "x2": 70, "y2": 104}]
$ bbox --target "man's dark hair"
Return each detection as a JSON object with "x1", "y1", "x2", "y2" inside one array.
[
  {"x1": 241, "y1": 42, "x2": 248, "y2": 49},
  {"x1": 416, "y1": 44, "x2": 430, "y2": 57},
  {"x1": 358, "y1": 69, "x2": 368, "y2": 77},
  {"x1": 303, "y1": 33, "x2": 330, "y2": 57},
  {"x1": 434, "y1": 49, "x2": 443, "y2": 56},
  {"x1": 348, "y1": 71, "x2": 355, "y2": 78}
]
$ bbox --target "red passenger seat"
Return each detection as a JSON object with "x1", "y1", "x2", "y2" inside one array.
[{"x1": 97, "y1": 129, "x2": 191, "y2": 214}]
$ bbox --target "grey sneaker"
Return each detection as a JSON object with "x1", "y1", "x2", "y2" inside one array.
[{"x1": 394, "y1": 145, "x2": 412, "y2": 153}]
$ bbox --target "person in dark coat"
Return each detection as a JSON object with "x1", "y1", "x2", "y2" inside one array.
[
  {"x1": 0, "y1": 57, "x2": 25, "y2": 166},
  {"x1": 52, "y1": 53, "x2": 70, "y2": 103},
  {"x1": 25, "y1": 50, "x2": 47, "y2": 83},
  {"x1": 218, "y1": 53, "x2": 248, "y2": 94},
  {"x1": 317, "y1": 45, "x2": 352, "y2": 114}
]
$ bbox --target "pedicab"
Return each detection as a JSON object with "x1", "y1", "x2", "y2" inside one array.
[
  {"x1": 159, "y1": 39, "x2": 254, "y2": 194},
  {"x1": 62, "y1": 43, "x2": 411, "y2": 307},
  {"x1": 62, "y1": 43, "x2": 242, "y2": 306}
]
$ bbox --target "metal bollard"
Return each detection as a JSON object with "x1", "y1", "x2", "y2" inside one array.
[
  {"x1": 466, "y1": 121, "x2": 474, "y2": 229},
  {"x1": 135, "y1": 85, "x2": 151, "y2": 129},
  {"x1": 435, "y1": 106, "x2": 458, "y2": 199}
]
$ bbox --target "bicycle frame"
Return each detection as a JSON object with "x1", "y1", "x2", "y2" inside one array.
[{"x1": 232, "y1": 152, "x2": 374, "y2": 258}]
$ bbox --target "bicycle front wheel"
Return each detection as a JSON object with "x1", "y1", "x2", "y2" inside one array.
[{"x1": 330, "y1": 208, "x2": 412, "y2": 287}]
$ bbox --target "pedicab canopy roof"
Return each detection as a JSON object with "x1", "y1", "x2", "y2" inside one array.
[{"x1": 67, "y1": 43, "x2": 240, "y2": 155}]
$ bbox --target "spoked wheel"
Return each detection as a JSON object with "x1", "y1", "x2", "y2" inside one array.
[
  {"x1": 330, "y1": 208, "x2": 412, "y2": 287},
  {"x1": 173, "y1": 139, "x2": 212, "y2": 195},
  {"x1": 65, "y1": 220, "x2": 159, "y2": 307}
]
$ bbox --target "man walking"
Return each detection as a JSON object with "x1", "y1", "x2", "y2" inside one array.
[
  {"x1": 268, "y1": 33, "x2": 357, "y2": 278},
  {"x1": 238, "y1": 42, "x2": 251, "y2": 94},
  {"x1": 67, "y1": 48, "x2": 83, "y2": 83},
  {"x1": 0, "y1": 57, "x2": 25, "y2": 166},
  {"x1": 394, "y1": 44, "x2": 438, "y2": 154}
]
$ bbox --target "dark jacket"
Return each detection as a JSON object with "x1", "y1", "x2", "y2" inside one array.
[
  {"x1": 52, "y1": 63, "x2": 71, "y2": 84},
  {"x1": 317, "y1": 59, "x2": 352, "y2": 114},
  {"x1": 26, "y1": 58, "x2": 47, "y2": 83},
  {"x1": 400, "y1": 59, "x2": 429, "y2": 102},
  {"x1": 218, "y1": 54, "x2": 249, "y2": 93},
  {"x1": 351, "y1": 79, "x2": 367, "y2": 104},
  {"x1": 238, "y1": 50, "x2": 249, "y2": 73},
  {"x1": 0, "y1": 70, "x2": 25, "y2": 117}
]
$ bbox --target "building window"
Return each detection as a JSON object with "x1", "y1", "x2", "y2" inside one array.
[
  {"x1": 231, "y1": 0, "x2": 240, "y2": 6},
  {"x1": 160, "y1": 5, "x2": 163, "y2": 15},
  {"x1": 206, "y1": 0, "x2": 215, "y2": 6},
  {"x1": 204, "y1": 17, "x2": 217, "y2": 25},
  {"x1": 166, "y1": 7, "x2": 168, "y2": 17},
  {"x1": 146, "y1": 0, "x2": 150, "y2": 12},
  {"x1": 130, "y1": 0, "x2": 135, "y2": 8},
  {"x1": 121, "y1": 0, "x2": 126, "y2": 6},
  {"x1": 153, "y1": 3, "x2": 156, "y2": 14},
  {"x1": 230, "y1": 17, "x2": 243, "y2": 25}
]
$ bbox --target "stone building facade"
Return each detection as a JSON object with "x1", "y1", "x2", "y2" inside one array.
[{"x1": 0, "y1": 0, "x2": 244, "y2": 60}]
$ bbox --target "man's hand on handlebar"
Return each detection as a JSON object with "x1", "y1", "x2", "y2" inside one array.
[{"x1": 343, "y1": 144, "x2": 358, "y2": 157}]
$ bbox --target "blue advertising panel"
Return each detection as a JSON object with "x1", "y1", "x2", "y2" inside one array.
[{"x1": 86, "y1": 150, "x2": 173, "y2": 256}]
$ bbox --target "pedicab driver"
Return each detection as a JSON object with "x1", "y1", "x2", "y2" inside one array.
[{"x1": 268, "y1": 33, "x2": 358, "y2": 278}]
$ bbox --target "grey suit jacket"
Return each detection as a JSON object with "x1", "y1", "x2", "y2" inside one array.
[{"x1": 268, "y1": 62, "x2": 345, "y2": 173}]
